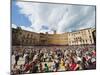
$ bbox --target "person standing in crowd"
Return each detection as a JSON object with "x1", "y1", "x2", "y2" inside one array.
[
  {"x1": 15, "y1": 52, "x2": 19, "y2": 65},
  {"x1": 31, "y1": 61, "x2": 38, "y2": 73},
  {"x1": 55, "y1": 58, "x2": 60, "y2": 71},
  {"x1": 39, "y1": 62, "x2": 43, "y2": 72},
  {"x1": 59, "y1": 58, "x2": 65, "y2": 71},
  {"x1": 19, "y1": 64, "x2": 25, "y2": 74},
  {"x1": 44, "y1": 63, "x2": 49, "y2": 72},
  {"x1": 25, "y1": 53, "x2": 30, "y2": 64},
  {"x1": 65, "y1": 58, "x2": 70, "y2": 71},
  {"x1": 24, "y1": 62, "x2": 31, "y2": 73},
  {"x1": 11, "y1": 45, "x2": 96, "y2": 74},
  {"x1": 69, "y1": 57, "x2": 79, "y2": 71}
]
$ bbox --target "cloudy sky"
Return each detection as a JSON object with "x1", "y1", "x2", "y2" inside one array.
[{"x1": 12, "y1": 1, "x2": 96, "y2": 33}]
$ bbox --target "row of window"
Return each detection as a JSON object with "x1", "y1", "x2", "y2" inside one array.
[
  {"x1": 68, "y1": 31, "x2": 85, "y2": 36},
  {"x1": 69, "y1": 39, "x2": 93, "y2": 44}
]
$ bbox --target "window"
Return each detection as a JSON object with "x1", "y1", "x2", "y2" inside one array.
[
  {"x1": 89, "y1": 36, "x2": 91, "y2": 39},
  {"x1": 24, "y1": 40, "x2": 26, "y2": 43},
  {"x1": 31, "y1": 34, "x2": 33, "y2": 38},
  {"x1": 82, "y1": 40, "x2": 84, "y2": 43},
  {"x1": 25, "y1": 35, "x2": 27, "y2": 38},
  {"x1": 81, "y1": 31, "x2": 83, "y2": 34},
  {"x1": 86, "y1": 40, "x2": 87, "y2": 43},
  {"x1": 88, "y1": 30, "x2": 90, "y2": 34},
  {"x1": 90, "y1": 39, "x2": 92, "y2": 43}
]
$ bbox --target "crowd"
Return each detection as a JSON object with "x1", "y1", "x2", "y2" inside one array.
[{"x1": 11, "y1": 45, "x2": 96, "y2": 75}]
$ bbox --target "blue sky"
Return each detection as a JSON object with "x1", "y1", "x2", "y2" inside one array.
[
  {"x1": 12, "y1": 1, "x2": 31, "y2": 27},
  {"x1": 12, "y1": 1, "x2": 96, "y2": 33}
]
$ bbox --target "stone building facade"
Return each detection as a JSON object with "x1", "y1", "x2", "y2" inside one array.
[
  {"x1": 12, "y1": 27, "x2": 96, "y2": 46},
  {"x1": 67, "y1": 28, "x2": 95, "y2": 45}
]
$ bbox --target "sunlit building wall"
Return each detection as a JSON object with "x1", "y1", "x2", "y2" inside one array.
[{"x1": 12, "y1": 27, "x2": 95, "y2": 46}]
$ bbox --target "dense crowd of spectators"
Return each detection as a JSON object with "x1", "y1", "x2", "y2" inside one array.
[{"x1": 11, "y1": 45, "x2": 96, "y2": 75}]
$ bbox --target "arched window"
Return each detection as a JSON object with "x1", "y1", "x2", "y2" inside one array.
[
  {"x1": 86, "y1": 40, "x2": 87, "y2": 43},
  {"x1": 31, "y1": 34, "x2": 33, "y2": 38},
  {"x1": 27, "y1": 34, "x2": 29, "y2": 38}
]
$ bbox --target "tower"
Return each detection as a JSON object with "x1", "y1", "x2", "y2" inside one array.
[{"x1": 53, "y1": 30, "x2": 56, "y2": 34}]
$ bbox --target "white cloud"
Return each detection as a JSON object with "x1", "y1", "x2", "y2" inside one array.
[
  {"x1": 15, "y1": 1, "x2": 95, "y2": 33},
  {"x1": 12, "y1": 24, "x2": 34, "y2": 32},
  {"x1": 12, "y1": 24, "x2": 17, "y2": 28},
  {"x1": 20, "y1": 26, "x2": 34, "y2": 32}
]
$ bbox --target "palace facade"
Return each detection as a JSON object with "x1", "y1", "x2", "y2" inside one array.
[{"x1": 12, "y1": 27, "x2": 96, "y2": 46}]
